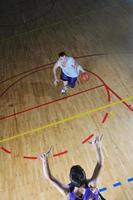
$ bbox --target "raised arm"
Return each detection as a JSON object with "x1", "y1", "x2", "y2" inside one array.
[
  {"x1": 38, "y1": 148, "x2": 69, "y2": 196},
  {"x1": 87, "y1": 135, "x2": 104, "y2": 186}
]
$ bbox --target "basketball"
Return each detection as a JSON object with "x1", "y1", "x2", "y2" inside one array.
[{"x1": 80, "y1": 72, "x2": 89, "y2": 82}]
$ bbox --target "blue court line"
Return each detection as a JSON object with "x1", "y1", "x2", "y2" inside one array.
[
  {"x1": 127, "y1": 177, "x2": 133, "y2": 182},
  {"x1": 99, "y1": 187, "x2": 107, "y2": 192},
  {"x1": 113, "y1": 182, "x2": 122, "y2": 187},
  {"x1": 99, "y1": 177, "x2": 133, "y2": 193}
]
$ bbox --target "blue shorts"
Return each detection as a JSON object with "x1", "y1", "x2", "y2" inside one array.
[{"x1": 60, "y1": 71, "x2": 77, "y2": 88}]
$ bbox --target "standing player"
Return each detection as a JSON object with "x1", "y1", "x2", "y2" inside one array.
[
  {"x1": 38, "y1": 135, "x2": 106, "y2": 200},
  {"x1": 53, "y1": 52, "x2": 86, "y2": 94}
]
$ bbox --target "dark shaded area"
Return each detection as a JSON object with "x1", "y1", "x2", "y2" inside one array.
[
  {"x1": 0, "y1": 0, "x2": 133, "y2": 40},
  {"x1": 0, "y1": 0, "x2": 108, "y2": 38},
  {"x1": 0, "y1": 0, "x2": 55, "y2": 27}
]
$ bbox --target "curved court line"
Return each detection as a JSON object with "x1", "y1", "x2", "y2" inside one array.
[
  {"x1": 0, "y1": 147, "x2": 68, "y2": 159},
  {"x1": 0, "y1": 147, "x2": 11, "y2": 154},
  {"x1": 2, "y1": 53, "x2": 129, "y2": 126},
  {"x1": 0, "y1": 55, "x2": 110, "y2": 103},
  {"x1": 0, "y1": 62, "x2": 53, "y2": 85},
  {"x1": 108, "y1": 87, "x2": 132, "y2": 109},
  {"x1": 85, "y1": 70, "x2": 111, "y2": 124},
  {"x1": 87, "y1": 70, "x2": 132, "y2": 111},
  {"x1": 102, "y1": 113, "x2": 109, "y2": 123},
  {"x1": 0, "y1": 143, "x2": 132, "y2": 195},
  {"x1": 0, "y1": 95, "x2": 133, "y2": 144},
  {"x1": 2, "y1": 60, "x2": 127, "y2": 127},
  {"x1": 0, "y1": 53, "x2": 106, "y2": 85},
  {"x1": 0, "y1": 64, "x2": 112, "y2": 127},
  {"x1": 82, "y1": 134, "x2": 94, "y2": 144},
  {"x1": 0, "y1": 66, "x2": 52, "y2": 98},
  {"x1": 0, "y1": 61, "x2": 108, "y2": 100},
  {"x1": 0, "y1": 85, "x2": 103, "y2": 121},
  {"x1": 53, "y1": 150, "x2": 68, "y2": 157},
  {"x1": 0, "y1": 55, "x2": 132, "y2": 130},
  {"x1": 23, "y1": 156, "x2": 37, "y2": 160},
  {"x1": 1, "y1": 134, "x2": 94, "y2": 159},
  {"x1": 23, "y1": 150, "x2": 68, "y2": 159},
  {"x1": 86, "y1": 70, "x2": 111, "y2": 103}
]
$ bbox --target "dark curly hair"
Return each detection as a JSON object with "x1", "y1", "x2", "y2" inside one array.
[
  {"x1": 58, "y1": 52, "x2": 66, "y2": 57},
  {"x1": 69, "y1": 165, "x2": 86, "y2": 187}
]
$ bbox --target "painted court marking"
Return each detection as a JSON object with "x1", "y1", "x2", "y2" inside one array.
[
  {"x1": 0, "y1": 95, "x2": 133, "y2": 144},
  {"x1": 0, "y1": 85, "x2": 103, "y2": 121},
  {"x1": 113, "y1": 182, "x2": 122, "y2": 187},
  {"x1": 99, "y1": 177, "x2": 133, "y2": 193}
]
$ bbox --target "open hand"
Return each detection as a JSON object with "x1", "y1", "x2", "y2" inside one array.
[
  {"x1": 89, "y1": 135, "x2": 103, "y2": 147},
  {"x1": 38, "y1": 146, "x2": 52, "y2": 160}
]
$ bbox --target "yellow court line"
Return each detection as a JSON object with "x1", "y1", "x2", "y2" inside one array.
[{"x1": 0, "y1": 95, "x2": 133, "y2": 143}]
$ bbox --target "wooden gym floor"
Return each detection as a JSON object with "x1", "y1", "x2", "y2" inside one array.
[{"x1": 0, "y1": 0, "x2": 133, "y2": 199}]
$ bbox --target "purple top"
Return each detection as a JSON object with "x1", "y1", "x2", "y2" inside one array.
[{"x1": 68, "y1": 183, "x2": 99, "y2": 200}]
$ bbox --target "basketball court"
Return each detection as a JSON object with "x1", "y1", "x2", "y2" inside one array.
[{"x1": 0, "y1": 0, "x2": 133, "y2": 199}]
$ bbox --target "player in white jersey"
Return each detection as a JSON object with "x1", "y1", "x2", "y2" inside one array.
[{"x1": 53, "y1": 52, "x2": 86, "y2": 94}]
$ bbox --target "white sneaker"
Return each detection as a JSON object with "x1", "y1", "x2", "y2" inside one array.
[{"x1": 61, "y1": 86, "x2": 68, "y2": 94}]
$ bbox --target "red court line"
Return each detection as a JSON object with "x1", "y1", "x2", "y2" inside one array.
[
  {"x1": 1, "y1": 60, "x2": 131, "y2": 116},
  {"x1": 0, "y1": 62, "x2": 54, "y2": 84},
  {"x1": 53, "y1": 150, "x2": 68, "y2": 157},
  {"x1": 86, "y1": 70, "x2": 133, "y2": 111},
  {"x1": 105, "y1": 85, "x2": 111, "y2": 102},
  {"x1": 0, "y1": 147, "x2": 11, "y2": 154},
  {"x1": 108, "y1": 87, "x2": 133, "y2": 111},
  {"x1": 82, "y1": 134, "x2": 94, "y2": 144},
  {"x1": 1, "y1": 148, "x2": 68, "y2": 159},
  {"x1": 0, "y1": 66, "x2": 52, "y2": 98},
  {"x1": 1, "y1": 54, "x2": 132, "y2": 112},
  {"x1": 0, "y1": 56, "x2": 132, "y2": 159},
  {"x1": 23, "y1": 156, "x2": 37, "y2": 160},
  {"x1": 0, "y1": 85, "x2": 103, "y2": 121},
  {"x1": 0, "y1": 53, "x2": 107, "y2": 85},
  {"x1": 0, "y1": 58, "x2": 107, "y2": 100},
  {"x1": 85, "y1": 70, "x2": 111, "y2": 103},
  {"x1": 129, "y1": 105, "x2": 133, "y2": 111},
  {"x1": 102, "y1": 113, "x2": 109, "y2": 123}
]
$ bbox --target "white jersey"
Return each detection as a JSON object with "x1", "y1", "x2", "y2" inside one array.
[{"x1": 57, "y1": 56, "x2": 80, "y2": 78}]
